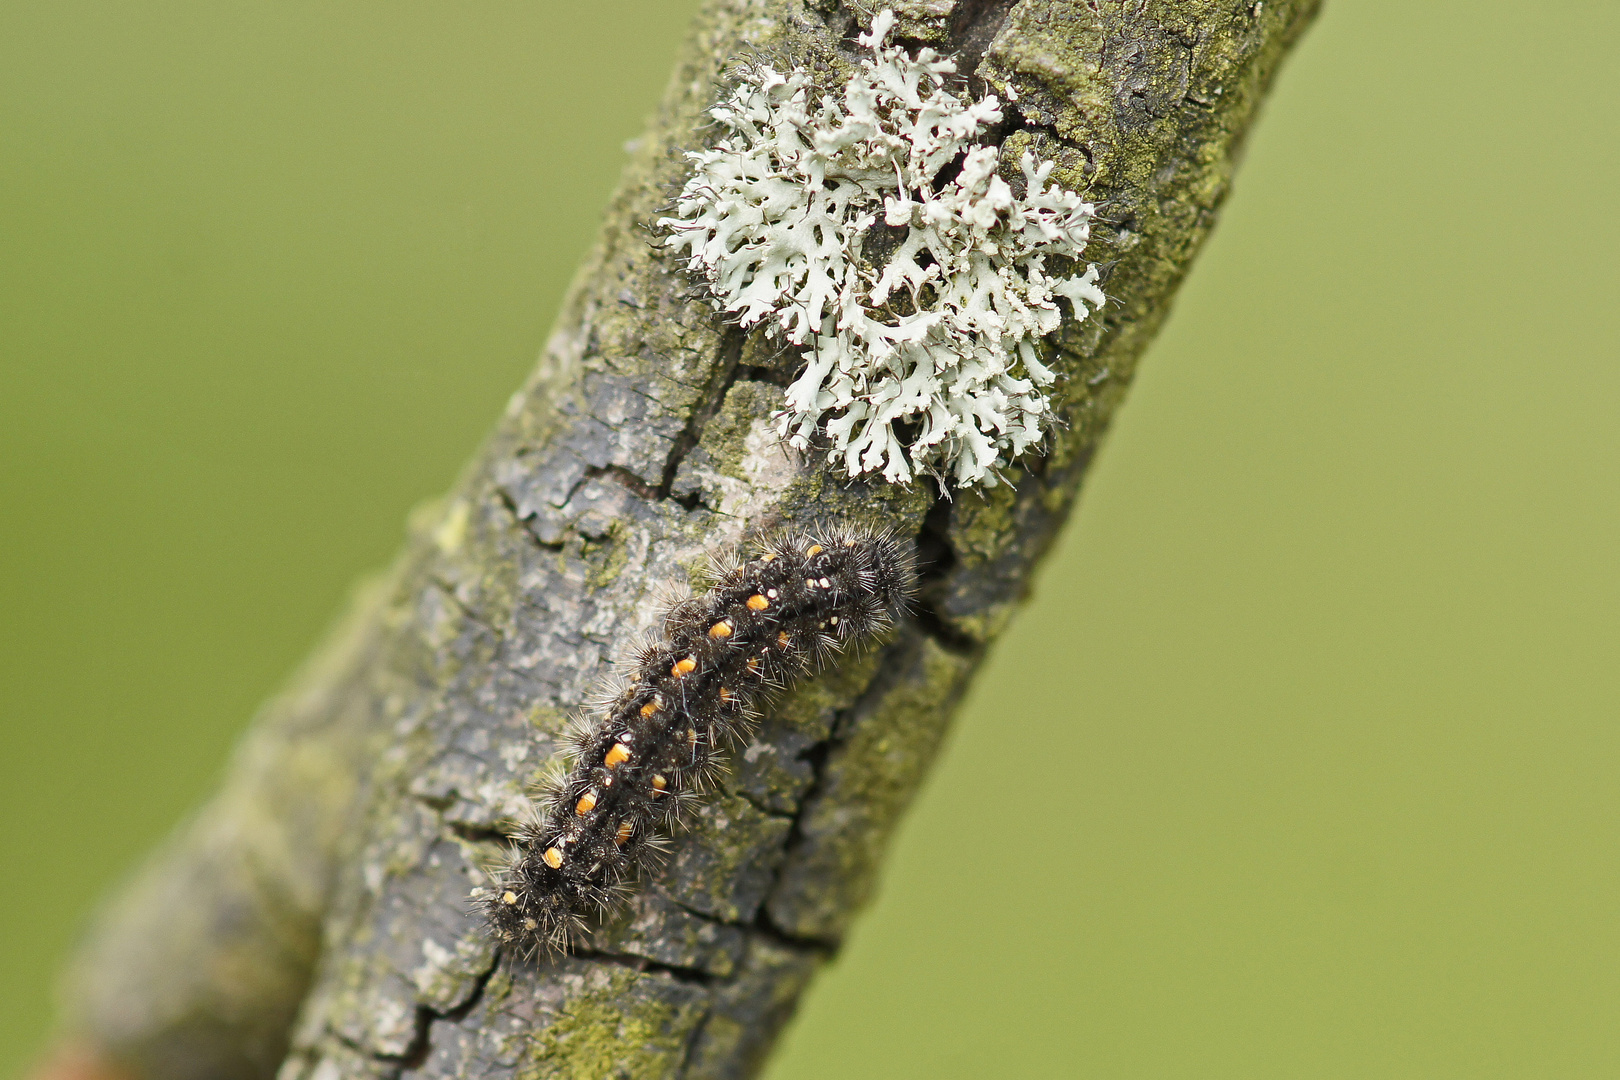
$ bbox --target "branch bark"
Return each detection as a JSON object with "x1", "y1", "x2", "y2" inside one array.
[{"x1": 51, "y1": 2, "x2": 1319, "y2": 1078}]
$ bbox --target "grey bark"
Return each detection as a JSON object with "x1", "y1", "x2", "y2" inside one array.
[{"x1": 57, "y1": 2, "x2": 1319, "y2": 1078}]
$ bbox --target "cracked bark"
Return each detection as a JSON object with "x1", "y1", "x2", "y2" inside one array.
[{"x1": 48, "y1": 2, "x2": 1319, "y2": 1079}]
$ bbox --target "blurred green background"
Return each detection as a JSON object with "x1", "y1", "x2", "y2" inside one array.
[{"x1": 3, "y1": 0, "x2": 1617, "y2": 1076}]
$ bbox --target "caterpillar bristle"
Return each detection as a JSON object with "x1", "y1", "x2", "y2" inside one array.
[
  {"x1": 564, "y1": 713, "x2": 599, "y2": 756},
  {"x1": 584, "y1": 673, "x2": 631, "y2": 716}
]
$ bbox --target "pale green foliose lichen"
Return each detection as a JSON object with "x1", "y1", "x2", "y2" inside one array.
[{"x1": 660, "y1": 9, "x2": 1104, "y2": 488}]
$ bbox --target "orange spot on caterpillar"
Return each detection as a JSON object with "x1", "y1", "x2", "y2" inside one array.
[
  {"x1": 806, "y1": 544, "x2": 824, "y2": 556},
  {"x1": 746, "y1": 594, "x2": 769, "y2": 611},
  {"x1": 501, "y1": 891, "x2": 518, "y2": 905},
  {"x1": 640, "y1": 697, "x2": 660, "y2": 719},
  {"x1": 672, "y1": 656, "x2": 697, "y2": 677},
  {"x1": 604, "y1": 743, "x2": 631, "y2": 768},
  {"x1": 778, "y1": 631, "x2": 791, "y2": 648},
  {"x1": 719, "y1": 686, "x2": 734, "y2": 704},
  {"x1": 651, "y1": 774, "x2": 668, "y2": 794},
  {"x1": 614, "y1": 820, "x2": 634, "y2": 846},
  {"x1": 575, "y1": 792, "x2": 597, "y2": 816},
  {"x1": 542, "y1": 847, "x2": 563, "y2": 870},
  {"x1": 709, "y1": 619, "x2": 733, "y2": 639}
]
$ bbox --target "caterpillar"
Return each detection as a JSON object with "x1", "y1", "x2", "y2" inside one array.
[{"x1": 484, "y1": 526, "x2": 917, "y2": 955}]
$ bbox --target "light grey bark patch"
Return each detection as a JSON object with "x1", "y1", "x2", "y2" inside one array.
[
  {"x1": 728, "y1": 717, "x2": 826, "y2": 816},
  {"x1": 661, "y1": 794, "x2": 797, "y2": 926},
  {"x1": 593, "y1": 891, "x2": 751, "y2": 978}
]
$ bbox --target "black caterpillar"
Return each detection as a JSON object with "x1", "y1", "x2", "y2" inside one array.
[{"x1": 484, "y1": 527, "x2": 917, "y2": 955}]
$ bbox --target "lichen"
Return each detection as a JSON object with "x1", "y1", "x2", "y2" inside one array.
[{"x1": 661, "y1": 9, "x2": 1104, "y2": 489}]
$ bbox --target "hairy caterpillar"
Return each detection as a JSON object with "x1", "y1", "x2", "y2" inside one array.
[{"x1": 484, "y1": 527, "x2": 917, "y2": 955}]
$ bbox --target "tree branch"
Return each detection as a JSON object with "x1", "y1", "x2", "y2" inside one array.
[{"x1": 50, "y1": 2, "x2": 1319, "y2": 1078}]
